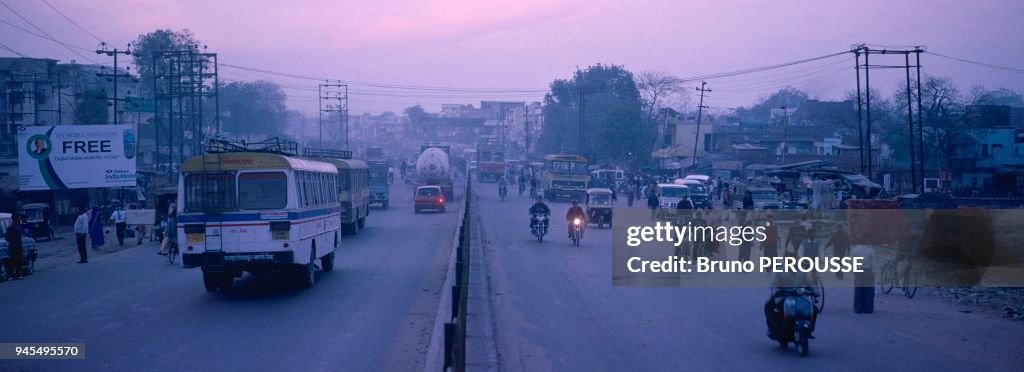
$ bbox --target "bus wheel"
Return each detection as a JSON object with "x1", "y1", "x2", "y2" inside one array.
[
  {"x1": 203, "y1": 271, "x2": 230, "y2": 292},
  {"x1": 299, "y1": 249, "x2": 316, "y2": 289},
  {"x1": 383, "y1": 201, "x2": 389, "y2": 209},
  {"x1": 321, "y1": 252, "x2": 335, "y2": 272}
]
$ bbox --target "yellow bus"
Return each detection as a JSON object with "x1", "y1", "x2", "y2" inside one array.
[
  {"x1": 542, "y1": 154, "x2": 589, "y2": 202},
  {"x1": 303, "y1": 149, "x2": 370, "y2": 236}
]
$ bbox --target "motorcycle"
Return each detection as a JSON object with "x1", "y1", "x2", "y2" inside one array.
[
  {"x1": 531, "y1": 213, "x2": 549, "y2": 242},
  {"x1": 499, "y1": 185, "x2": 508, "y2": 201},
  {"x1": 769, "y1": 288, "x2": 819, "y2": 357},
  {"x1": 570, "y1": 217, "x2": 584, "y2": 246}
]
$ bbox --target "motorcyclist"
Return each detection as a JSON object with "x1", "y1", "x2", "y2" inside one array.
[
  {"x1": 764, "y1": 253, "x2": 818, "y2": 340},
  {"x1": 529, "y1": 196, "x2": 551, "y2": 230},
  {"x1": 499, "y1": 177, "x2": 509, "y2": 197},
  {"x1": 566, "y1": 200, "x2": 586, "y2": 239}
]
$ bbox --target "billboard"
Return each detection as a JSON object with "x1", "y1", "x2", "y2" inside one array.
[{"x1": 18, "y1": 125, "x2": 137, "y2": 191}]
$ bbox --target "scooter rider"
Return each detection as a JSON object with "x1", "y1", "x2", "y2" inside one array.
[
  {"x1": 499, "y1": 177, "x2": 509, "y2": 194},
  {"x1": 764, "y1": 252, "x2": 817, "y2": 340},
  {"x1": 566, "y1": 200, "x2": 586, "y2": 239},
  {"x1": 529, "y1": 196, "x2": 551, "y2": 229}
]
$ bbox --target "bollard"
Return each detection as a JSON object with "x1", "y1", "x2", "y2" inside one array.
[
  {"x1": 444, "y1": 322, "x2": 455, "y2": 368},
  {"x1": 451, "y1": 285, "x2": 461, "y2": 321}
]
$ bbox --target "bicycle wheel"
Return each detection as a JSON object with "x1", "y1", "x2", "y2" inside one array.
[
  {"x1": 168, "y1": 243, "x2": 178, "y2": 265},
  {"x1": 880, "y1": 261, "x2": 895, "y2": 294},
  {"x1": 903, "y1": 260, "x2": 919, "y2": 298}
]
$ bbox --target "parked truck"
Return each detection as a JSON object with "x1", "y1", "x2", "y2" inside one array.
[{"x1": 415, "y1": 144, "x2": 453, "y2": 200}]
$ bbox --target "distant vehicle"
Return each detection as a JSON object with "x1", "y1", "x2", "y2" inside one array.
[
  {"x1": 585, "y1": 188, "x2": 614, "y2": 228},
  {"x1": 365, "y1": 146, "x2": 384, "y2": 160},
  {"x1": 304, "y1": 149, "x2": 371, "y2": 236},
  {"x1": 414, "y1": 185, "x2": 446, "y2": 213},
  {"x1": 748, "y1": 187, "x2": 783, "y2": 209},
  {"x1": 673, "y1": 179, "x2": 711, "y2": 209},
  {"x1": 20, "y1": 203, "x2": 54, "y2": 241},
  {"x1": 656, "y1": 183, "x2": 690, "y2": 209},
  {"x1": 367, "y1": 160, "x2": 390, "y2": 209},
  {"x1": 476, "y1": 143, "x2": 506, "y2": 182},
  {"x1": 178, "y1": 149, "x2": 341, "y2": 292},
  {"x1": 416, "y1": 145, "x2": 454, "y2": 200},
  {"x1": 543, "y1": 154, "x2": 589, "y2": 202},
  {"x1": 591, "y1": 169, "x2": 625, "y2": 188},
  {"x1": 684, "y1": 174, "x2": 711, "y2": 184},
  {"x1": 0, "y1": 212, "x2": 39, "y2": 281}
]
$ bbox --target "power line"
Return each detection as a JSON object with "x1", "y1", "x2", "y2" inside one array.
[
  {"x1": 926, "y1": 51, "x2": 1024, "y2": 74},
  {"x1": 40, "y1": 0, "x2": 105, "y2": 43},
  {"x1": 0, "y1": 0, "x2": 99, "y2": 64},
  {"x1": 0, "y1": 40, "x2": 27, "y2": 57},
  {"x1": 679, "y1": 50, "x2": 851, "y2": 82}
]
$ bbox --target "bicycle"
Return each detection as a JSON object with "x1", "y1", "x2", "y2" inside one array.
[
  {"x1": 879, "y1": 251, "x2": 918, "y2": 298},
  {"x1": 810, "y1": 271, "x2": 826, "y2": 313}
]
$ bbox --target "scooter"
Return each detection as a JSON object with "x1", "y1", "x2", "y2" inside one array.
[
  {"x1": 531, "y1": 213, "x2": 549, "y2": 242},
  {"x1": 570, "y1": 218, "x2": 584, "y2": 247},
  {"x1": 499, "y1": 185, "x2": 508, "y2": 201},
  {"x1": 770, "y1": 288, "x2": 819, "y2": 357}
]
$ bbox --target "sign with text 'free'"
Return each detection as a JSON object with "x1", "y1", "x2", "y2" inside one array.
[{"x1": 18, "y1": 125, "x2": 137, "y2": 190}]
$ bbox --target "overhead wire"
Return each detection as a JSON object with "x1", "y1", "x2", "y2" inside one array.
[
  {"x1": 0, "y1": 0, "x2": 99, "y2": 64},
  {"x1": 40, "y1": 0, "x2": 105, "y2": 43}
]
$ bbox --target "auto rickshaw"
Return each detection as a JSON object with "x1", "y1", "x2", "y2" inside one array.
[
  {"x1": 20, "y1": 203, "x2": 54, "y2": 241},
  {"x1": 585, "y1": 188, "x2": 614, "y2": 228}
]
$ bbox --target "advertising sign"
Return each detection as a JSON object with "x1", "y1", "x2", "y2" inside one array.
[{"x1": 18, "y1": 125, "x2": 137, "y2": 190}]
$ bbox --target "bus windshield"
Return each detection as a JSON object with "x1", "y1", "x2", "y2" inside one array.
[
  {"x1": 550, "y1": 161, "x2": 587, "y2": 175},
  {"x1": 184, "y1": 172, "x2": 237, "y2": 212},
  {"x1": 238, "y1": 172, "x2": 288, "y2": 210}
]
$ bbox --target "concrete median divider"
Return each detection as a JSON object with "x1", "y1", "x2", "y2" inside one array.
[{"x1": 425, "y1": 180, "x2": 472, "y2": 372}]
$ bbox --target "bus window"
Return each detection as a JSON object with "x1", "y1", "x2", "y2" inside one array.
[
  {"x1": 184, "y1": 173, "x2": 237, "y2": 212},
  {"x1": 493, "y1": 152, "x2": 504, "y2": 162},
  {"x1": 339, "y1": 169, "x2": 351, "y2": 191},
  {"x1": 239, "y1": 172, "x2": 288, "y2": 210}
]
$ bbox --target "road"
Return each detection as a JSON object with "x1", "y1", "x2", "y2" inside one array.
[
  {"x1": 473, "y1": 181, "x2": 1024, "y2": 371},
  {"x1": 0, "y1": 182, "x2": 460, "y2": 371}
]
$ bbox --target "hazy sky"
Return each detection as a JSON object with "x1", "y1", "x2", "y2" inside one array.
[{"x1": 3, "y1": 0, "x2": 1023, "y2": 115}]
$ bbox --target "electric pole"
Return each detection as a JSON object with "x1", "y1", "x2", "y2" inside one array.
[
  {"x1": 95, "y1": 42, "x2": 132, "y2": 125},
  {"x1": 781, "y1": 105, "x2": 791, "y2": 165},
  {"x1": 693, "y1": 81, "x2": 710, "y2": 166},
  {"x1": 577, "y1": 78, "x2": 584, "y2": 156},
  {"x1": 318, "y1": 81, "x2": 348, "y2": 150}
]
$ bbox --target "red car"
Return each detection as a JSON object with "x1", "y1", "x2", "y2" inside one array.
[{"x1": 414, "y1": 186, "x2": 446, "y2": 213}]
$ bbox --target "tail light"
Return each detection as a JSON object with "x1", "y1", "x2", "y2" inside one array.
[{"x1": 439, "y1": 197, "x2": 444, "y2": 203}]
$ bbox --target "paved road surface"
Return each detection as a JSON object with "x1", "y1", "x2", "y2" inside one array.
[
  {"x1": 0, "y1": 184, "x2": 459, "y2": 371},
  {"x1": 474, "y1": 182, "x2": 1024, "y2": 371}
]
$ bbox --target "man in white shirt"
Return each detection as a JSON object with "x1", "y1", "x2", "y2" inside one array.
[
  {"x1": 111, "y1": 206, "x2": 127, "y2": 246},
  {"x1": 850, "y1": 241, "x2": 876, "y2": 314},
  {"x1": 74, "y1": 206, "x2": 90, "y2": 263}
]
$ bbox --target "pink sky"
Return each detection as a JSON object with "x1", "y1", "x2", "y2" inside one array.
[{"x1": 3, "y1": 0, "x2": 1023, "y2": 114}]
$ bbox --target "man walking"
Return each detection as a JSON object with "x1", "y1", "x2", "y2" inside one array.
[
  {"x1": 5, "y1": 213, "x2": 24, "y2": 279},
  {"x1": 74, "y1": 207, "x2": 90, "y2": 263},
  {"x1": 111, "y1": 205, "x2": 127, "y2": 246},
  {"x1": 824, "y1": 223, "x2": 851, "y2": 279},
  {"x1": 851, "y1": 239, "x2": 875, "y2": 313}
]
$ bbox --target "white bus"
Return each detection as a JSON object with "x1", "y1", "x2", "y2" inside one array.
[{"x1": 178, "y1": 151, "x2": 341, "y2": 292}]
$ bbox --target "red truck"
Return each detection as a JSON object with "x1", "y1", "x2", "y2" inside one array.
[{"x1": 476, "y1": 143, "x2": 505, "y2": 182}]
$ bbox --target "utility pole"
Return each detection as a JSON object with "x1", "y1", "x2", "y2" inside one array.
[
  {"x1": 95, "y1": 42, "x2": 132, "y2": 125},
  {"x1": 915, "y1": 47, "x2": 925, "y2": 188},
  {"x1": 781, "y1": 105, "x2": 791, "y2": 165},
  {"x1": 853, "y1": 46, "x2": 865, "y2": 173},
  {"x1": 318, "y1": 81, "x2": 348, "y2": 150},
  {"x1": 577, "y1": 78, "x2": 584, "y2": 156},
  {"x1": 693, "y1": 81, "x2": 710, "y2": 166},
  {"x1": 905, "y1": 53, "x2": 917, "y2": 193}
]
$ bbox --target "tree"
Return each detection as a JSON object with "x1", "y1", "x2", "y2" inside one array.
[
  {"x1": 131, "y1": 29, "x2": 203, "y2": 97},
  {"x1": 973, "y1": 87, "x2": 1024, "y2": 107},
  {"x1": 219, "y1": 80, "x2": 287, "y2": 138},
  {"x1": 637, "y1": 70, "x2": 687, "y2": 121},
  {"x1": 736, "y1": 86, "x2": 809, "y2": 121},
  {"x1": 404, "y1": 105, "x2": 428, "y2": 133},
  {"x1": 74, "y1": 87, "x2": 110, "y2": 124},
  {"x1": 539, "y1": 64, "x2": 652, "y2": 165}
]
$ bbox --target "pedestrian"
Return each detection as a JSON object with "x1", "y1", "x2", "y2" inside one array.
[
  {"x1": 851, "y1": 238, "x2": 876, "y2": 314},
  {"x1": 760, "y1": 214, "x2": 779, "y2": 266},
  {"x1": 742, "y1": 190, "x2": 754, "y2": 210},
  {"x1": 824, "y1": 223, "x2": 850, "y2": 279},
  {"x1": 800, "y1": 228, "x2": 820, "y2": 258},
  {"x1": 738, "y1": 213, "x2": 753, "y2": 261},
  {"x1": 89, "y1": 206, "x2": 104, "y2": 249},
  {"x1": 74, "y1": 206, "x2": 90, "y2": 263},
  {"x1": 723, "y1": 187, "x2": 733, "y2": 208},
  {"x1": 784, "y1": 217, "x2": 807, "y2": 255},
  {"x1": 5, "y1": 213, "x2": 24, "y2": 279},
  {"x1": 110, "y1": 205, "x2": 127, "y2": 246},
  {"x1": 647, "y1": 191, "x2": 660, "y2": 220},
  {"x1": 159, "y1": 211, "x2": 177, "y2": 256}
]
